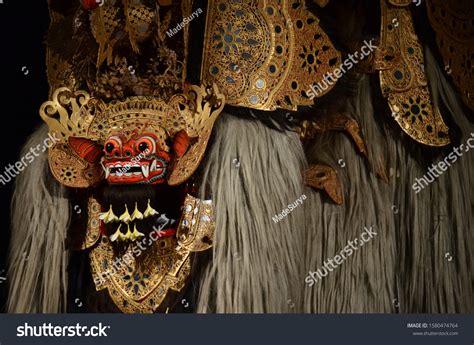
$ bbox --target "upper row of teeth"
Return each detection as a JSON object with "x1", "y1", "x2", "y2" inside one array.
[{"x1": 103, "y1": 160, "x2": 161, "y2": 179}]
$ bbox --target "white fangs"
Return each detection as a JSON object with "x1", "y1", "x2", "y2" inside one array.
[
  {"x1": 101, "y1": 160, "x2": 111, "y2": 179},
  {"x1": 150, "y1": 159, "x2": 157, "y2": 172},
  {"x1": 142, "y1": 165, "x2": 150, "y2": 178},
  {"x1": 104, "y1": 159, "x2": 165, "y2": 180}
]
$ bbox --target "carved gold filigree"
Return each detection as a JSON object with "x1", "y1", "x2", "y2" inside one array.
[
  {"x1": 123, "y1": 0, "x2": 157, "y2": 53},
  {"x1": 39, "y1": 84, "x2": 225, "y2": 188},
  {"x1": 82, "y1": 197, "x2": 102, "y2": 250},
  {"x1": 48, "y1": 143, "x2": 104, "y2": 189},
  {"x1": 47, "y1": 1, "x2": 187, "y2": 102},
  {"x1": 426, "y1": 0, "x2": 473, "y2": 111},
  {"x1": 39, "y1": 88, "x2": 97, "y2": 143},
  {"x1": 88, "y1": 194, "x2": 215, "y2": 313},
  {"x1": 168, "y1": 84, "x2": 225, "y2": 185},
  {"x1": 379, "y1": 0, "x2": 450, "y2": 146},
  {"x1": 201, "y1": 0, "x2": 341, "y2": 111},
  {"x1": 177, "y1": 195, "x2": 215, "y2": 252},
  {"x1": 90, "y1": 237, "x2": 192, "y2": 313},
  {"x1": 91, "y1": 4, "x2": 122, "y2": 66}
]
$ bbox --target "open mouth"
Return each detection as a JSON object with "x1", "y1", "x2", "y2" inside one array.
[{"x1": 102, "y1": 158, "x2": 168, "y2": 184}]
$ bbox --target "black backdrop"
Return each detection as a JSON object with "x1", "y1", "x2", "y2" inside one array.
[
  {"x1": 0, "y1": 1, "x2": 49, "y2": 312},
  {"x1": 0, "y1": 0, "x2": 470, "y2": 314}
]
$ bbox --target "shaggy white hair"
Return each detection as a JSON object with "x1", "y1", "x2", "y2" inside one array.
[{"x1": 8, "y1": 125, "x2": 70, "y2": 313}]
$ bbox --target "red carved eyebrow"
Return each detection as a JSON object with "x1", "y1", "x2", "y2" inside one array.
[
  {"x1": 68, "y1": 137, "x2": 103, "y2": 163},
  {"x1": 173, "y1": 130, "x2": 190, "y2": 158}
]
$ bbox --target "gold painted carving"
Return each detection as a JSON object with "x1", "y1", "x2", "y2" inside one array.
[
  {"x1": 379, "y1": 0, "x2": 450, "y2": 146},
  {"x1": 426, "y1": 0, "x2": 473, "y2": 111},
  {"x1": 82, "y1": 197, "x2": 102, "y2": 250},
  {"x1": 201, "y1": 0, "x2": 341, "y2": 111},
  {"x1": 88, "y1": 195, "x2": 215, "y2": 313},
  {"x1": 39, "y1": 84, "x2": 225, "y2": 188},
  {"x1": 177, "y1": 195, "x2": 215, "y2": 252}
]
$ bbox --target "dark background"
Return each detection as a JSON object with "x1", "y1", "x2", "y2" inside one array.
[
  {"x1": 0, "y1": 0, "x2": 470, "y2": 313},
  {"x1": 0, "y1": 1, "x2": 49, "y2": 312}
]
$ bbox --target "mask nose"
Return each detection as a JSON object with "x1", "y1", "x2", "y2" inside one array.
[{"x1": 121, "y1": 140, "x2": 135, "y2": 158}]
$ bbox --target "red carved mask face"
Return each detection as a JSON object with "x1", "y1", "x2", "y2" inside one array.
[{"x1": 101, "y1": 132, "x2": 171, "y2": 185}]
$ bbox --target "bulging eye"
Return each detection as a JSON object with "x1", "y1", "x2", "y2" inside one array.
[
  {"x1": 105, "y1": 143, "x2": 115, "y2": 153},
  {"x1": 104, "y1": 137, "x2": 122, "y2": 156},
  {"x1": 135, "y1": 136, "x2": 156, "y2": 154}
]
